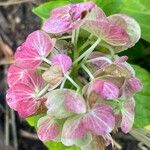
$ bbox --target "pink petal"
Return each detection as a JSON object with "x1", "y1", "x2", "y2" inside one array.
[
  {"x1": 42, "y1": 2, "x2": 95, "y2": 34},
  {"x1": 108, "y1": 14, "x2": 141, "y2": 49},
  {"x1": 15, "y1": 45, "x2": 41, "y2": 69},
  {"x1": 6, "y1": 83, "x2": 38, "y2": 117},
  {"x1": 86, "y1": 4, "x2": 106, "y2": 20},
  {"x1": 123, "y1": 77, "x2": 142, "y2": 98},
  {"x1": 37, "y1": 116, "x2": 60, "y2": 141},
  {"x1": 42, "y1": 17, "x2": 72, "y2": 34},
  {"x1": 70, "y1": 2, "x2": 95, "y2": 20},
  {"x1": 46, "y1": 89, "x2": 86, "y2": 118},
  {"x1": 6, "y1": 71, "x2": 46, "y2": 117},
  {"x1": 88, "y1": 52, "x2": 110, "y2": 68},
  {"x1": 7, "y1": 64, "x2": 29, "y2": 87},
  {"x1": 51, "y1": 54, "x2": 72, "y2": 73},
  {"x1": 24, "y1": 30, "x2": 55, "y2": 57},
  {"x1": 15, "y1": 30, "x2": 55, "y2": 69},
  {"x1": 114, "y1": 56, "x2": 128, "y2": 64},
  {"x1": 61, "y1": 116, "x2": 92, "y2": 146},
  {"x1": 88, "y1": 79, "x2": 120, "y2": 100},
  {"x1": 83, "y1": 19, "x2": 129, "y2": 46},
  {"x1": 128, "y1": 78, "x2": 142, "y2": 92},
  {"x1": 42, "y1": 65, "x2": 63, "y2": 89},
  {"x1": 121, "y1": 98, "x2": 135, "y2": 133},
  {"x1": 64, "y1": 90, "x2": 86, "y2": 114},
  {"x1": 46, "y1": 89, "x2": 71, "y2": 119},
  {"x1": 82, "y1": 105, "x2": 115, "y2": 135},
  {"x1": 94, "y1": 63, "x2": 134, "y2": 78}
]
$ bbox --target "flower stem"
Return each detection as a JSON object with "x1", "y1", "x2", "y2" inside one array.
[
  {"x1": 60, "y1": 72, "x2": 70, "y2": 89},
  {"x1": 100, "y1": 43, "x2": 115, "y2": 57},
  {"x1": 73, "y1": 38, "x2": 101, "y2": 65},
  {"x1": 58, "y1": 35, "x2": 72, "y2": 40},
  {"x1": 64, "y1": 73, "x2": 80, "y2": 92},
  {"x1": 71, "y1": 30, "x2": 76, "y2": 45},
  {"x1": 38, "y1": 66, "x2": 48, "y2": 71},
  {"x1": 37, "y1": 84, "x2": 49, "y2": 97},
  {"x1": 82, "y1": 64, "x2": 94, "y2": 80},
  {"x1": 42, "y1": 57, "x2": 51, "y2": 65},
  {"x1": 78, "y1": 34, "x2": 93, "y2": 53}
]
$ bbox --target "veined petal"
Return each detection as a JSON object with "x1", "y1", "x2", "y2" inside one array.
[
  {"x1": 6, "y1": 71, "x2": 46, "y2": 117},
  {"x1": 108, "y1": 14, "x2": 141, "y2": 51},
  {"x1": 121, "y1": 98, "x2": 135, "y2": 133},
  {"x1": 51, "y1": 54, "x2": 72, "y2": 73},
  {"x1": 61, "y1": 116, "x2": 92, "y2": 147},
  {"x1": 83, "y1": 19, "x2": 129, "y2": 46},
  {"x1": 82, "y1": 105, "x2": 115, "y2": 135},
  {"x1": 88, "y1": 79, "x2": 120, "y2": 100},
  {"x1": 123, "y1": 77, "x2": 142, "y2": 98},
  {"x1": 70, "y1": 2, "x2": 95, "y2": 20},
  {"x1": 42, "y1": 65, "x2": 64, "y2": 89},
  {"x1": 15, "y1": 30, "x2": 55, "y2": 69},
  {"x1": 7, "y1": 64, "x2": 29, "y2": 87},
  {"x1": 128, "y1": 78, "x2": 142, "y2": 92},
  {"x1": 86, "y1": 5, "x2": 106, "y2": 20},
  {"x1": 46, "y1": 89, "x2": 71, "y2": 119},
  {"x1": 63, "y1": 89, "x2": 86, "y2": 114},
  {"x1": 15, "y1": 45, "x2": 41, "y2": 69},
  {"x1": 6, "y1": 83, "x2": 38, "y2": 117},
  {"x1": 42, "y1": 17, "x2": 72, "y2": 34},
  {"x1": 46, "y1": 89, "x2": 86, "y2": 119},
  {"x1": 24, "y1": 30, "x2": 55, "y2": 57},
  {"x1": 37, "y1": 116, "x2": 60, "y2": 141},
  {"x1": 42, "y1": 2, "x2": 95, "y2": 34},
  {"x1": 88, "y1": 52, "x2": 110, "y2": 68},
  {"x1": 94, "y1": 63, "x2": 134, "y2": 78}
]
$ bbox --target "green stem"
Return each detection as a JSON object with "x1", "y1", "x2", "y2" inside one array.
[
  {"x1": 75, "y1": 29, "x2": 80, "y2": 47},
  {"x1": 60, "y1": 72, "x2": 70, "y2": 89},
  {"x1": 78, "y1": 34, "x2": 93, "y2": 53},
  {"x1": 58, "y1": 35, "x2": 72, "y2": 40},
  {"x1": 73, "y1": 38, "x2": 101, "y2": 65},
  {"x1": 82, "y1": 64, "x2": 94, "y2": 80},
  {"x1": 38, "y1": 66, "x2": 48, "y2": 71},
  {"x1": 37, "y1": 84, "x2": 49, "y2": 97},
  {"x1": 65, "y1": 74, "x2": 80, "y2": 92},
  {"x1": 42, "y1": 57, "x2": 51, "y2": 65},
  {"x1": 100, "y1": 43, "x2": 115, "y2": 57},
  {"x1": 71, "y1": 30, "x2": 76, "y2": 45}
]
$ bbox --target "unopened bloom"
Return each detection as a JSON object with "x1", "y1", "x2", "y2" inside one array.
[{"x1": 42, "y1": 54, "x2": 72, "y2": 88}]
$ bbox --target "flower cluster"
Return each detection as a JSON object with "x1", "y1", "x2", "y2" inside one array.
[{"x1": 6, "y1": 2, "x2": 142, "y2": 149}]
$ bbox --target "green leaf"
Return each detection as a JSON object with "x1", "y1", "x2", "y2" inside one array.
[
  {"x1": 132, "y1": 65, "x2": 150, "y2": 128},
  {"x1": 120, "y1": 0, "x2": 150, "y2": 42},
  {"x1": 45, "y1": 141, "x2": 80, "y2": 150},
  {"x1": 32, "y1": 1, "x2": 70, "y2": 20},
  {"x1": 26, "y1": 113, "x2": 45, "y2": 127},
  {"x1": 95, "y1": 0, "x2": 124, "y2": 16}
]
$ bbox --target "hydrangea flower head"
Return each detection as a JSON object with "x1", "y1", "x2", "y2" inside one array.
[{"x1": 6, "y1": 1, "x2": 143, "y2": 149}]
